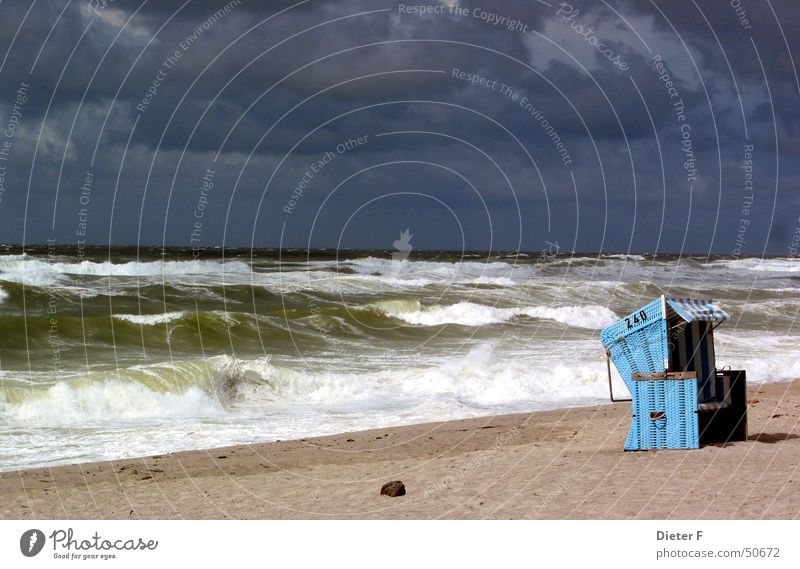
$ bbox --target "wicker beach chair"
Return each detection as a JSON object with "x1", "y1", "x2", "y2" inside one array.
[{"x1": 600, "y1": 296, "x2": 747, "y2": 450}]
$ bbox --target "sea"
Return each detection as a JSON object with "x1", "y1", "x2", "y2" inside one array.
[{"x1": 0, "y1": 245, "x2": 798, "y2": 471}]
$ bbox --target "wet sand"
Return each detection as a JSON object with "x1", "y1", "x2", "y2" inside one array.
[{"x1": 2, "y1": 380, "x2": 799, "y2": 519}]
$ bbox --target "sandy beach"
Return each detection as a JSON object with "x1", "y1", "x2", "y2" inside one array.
[{"x1": 2, "y1": 380, "x2": 799, "y2": 520}]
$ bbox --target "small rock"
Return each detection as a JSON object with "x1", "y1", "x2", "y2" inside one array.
[{"x1": 381, "y1": 481, "x2": 406, "y2": 497}]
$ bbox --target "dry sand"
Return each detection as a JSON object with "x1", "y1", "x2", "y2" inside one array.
[{"x1": 2, "y1": 380, "x2": 800, "y2": 519}]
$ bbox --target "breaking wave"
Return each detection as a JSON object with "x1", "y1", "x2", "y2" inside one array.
[
  {"x1": 115, "y1": 311, "x2": 186, "y2": 325},
  {"x1": 369, "y1": 300, "x2": 618, "y2": 329},
  {"x1": 0, "y1": 257, "x2": 251, "y2": 287}
]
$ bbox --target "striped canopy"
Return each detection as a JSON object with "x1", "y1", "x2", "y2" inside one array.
[{"x1": 666, "y1": 298, "x2": 730, "y2": 323}]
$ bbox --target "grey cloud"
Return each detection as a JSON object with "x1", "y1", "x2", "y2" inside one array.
[{"x1": 0, "y1": 0, "x2": 797, "y2": 253}]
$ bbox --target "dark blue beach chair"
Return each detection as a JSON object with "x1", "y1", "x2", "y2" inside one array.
[{"x1": 600, "y1": 296, "x2": 748, "y2": 450}]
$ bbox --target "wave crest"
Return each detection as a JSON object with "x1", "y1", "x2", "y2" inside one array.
[
  {"x1": 114, "y1": 311, "x2": 186, "y2": 325},
  {"x1": 370, "y1": 301, "x2": 617, "y2": 329},
  {"x1": 0, "y1": 257, "x2": 251, "y2": 287}
]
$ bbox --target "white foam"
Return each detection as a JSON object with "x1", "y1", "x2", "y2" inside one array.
[
  {"x1": 0, "y1": 286, "x2": 7, "y2": 303},
  {"x1": 373, "y1": 301, "x2": 617, "y2": 329},
  {"x1": 517, "y1": 305, "x2": 618, "y2": 329},
  {"x1": 264, "y1": 258, "x2": 525, "y2": 292},
  {"x1": 245, "y1": 269, "x2": 522, "y2": 295},
  {"x1": 715, "y1": 332, "x2": 800, "y2": 382},
  {"x1": 18, "y1": 326, "x2": 800, "y2": 469},
  {"x1": 383, "y1": 301, "x2": 512, "y2": 327},
  {"x1": 4, "y1": 341, "x2": 612, "y2": 423},
  {"x1": 402, "y1": 342, "x2": 612, "y2": 407},
  {"x1": 466, "y1": 276, "x2": 517, "y2": 286},
  {"x1": 0, "y1": 256, "x2": 251, "y2": 287},
  {"x1": 0, "y1": 259, "x2": 61, "y2": 287},
  {"x1": 346, "y1": 256, "x2": 530, "y2": 280},
  {"x1": 1, "y1": 345, "x2": 617, "y2": 470},
  {"x1": 115, "y1": 311, "x2": 185, "y2": 325},
  {"x1": 225, "y1": 342, "x2": 612, "y2": 411},
  {"x1": 6, "y1": 381, "x2": 222, "y2": 423},
  {"x1": 604, "y1": 254, "x2": 646, "y2": 261},
  {"x1": 2, "y1": 355, "x2": 267, "y2": 424},
  {"x1": 714, "y1": 258, "x2": 800, "y2": 273}
]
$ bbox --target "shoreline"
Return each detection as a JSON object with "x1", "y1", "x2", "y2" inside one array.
[{"x1": 2, "y1": 379, "x2": 800, "y2": 519}]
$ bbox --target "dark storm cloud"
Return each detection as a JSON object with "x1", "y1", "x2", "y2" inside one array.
[{"x1": 0, "y1": 0, "x2": 798, "y2": 253}]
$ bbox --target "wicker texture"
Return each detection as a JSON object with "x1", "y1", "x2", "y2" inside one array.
[
  {"x1": 602, "y1": 296, "x2": 702, "y2": 450},
  {"x1": 626, "y1": 378, "x2": 699, "y2": 450},
  {"x1": 600, "y1": 297, "x2": 668, "y2": 394}
]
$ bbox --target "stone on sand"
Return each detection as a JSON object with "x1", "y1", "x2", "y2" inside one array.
[{"x1": 381, "y1": 481, "x2": 406, "y2": 497}]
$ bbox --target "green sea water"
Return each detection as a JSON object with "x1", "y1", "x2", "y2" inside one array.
[{"x1": 0, "y1": 246, "x2": 798, "y2": 470}]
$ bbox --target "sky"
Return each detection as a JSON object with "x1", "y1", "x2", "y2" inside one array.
[{"x1": 0, "y1": 0, "x2": 798, "y2": 255}]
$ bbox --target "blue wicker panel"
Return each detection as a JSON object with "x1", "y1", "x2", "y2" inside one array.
[
  {"x1": 601, "y1": 298, "x2": 668, "y2": 393},
  {"x1": 625, "y1": 379, "x2": 699, "y2": 450},
  {"x1": 666, "y1": 380, "x2": 699, "y2": 448}
]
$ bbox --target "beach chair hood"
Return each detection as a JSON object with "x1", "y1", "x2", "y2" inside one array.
[{"x1": 665, "y1": 298, "x2": 730, "y2": 323}]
